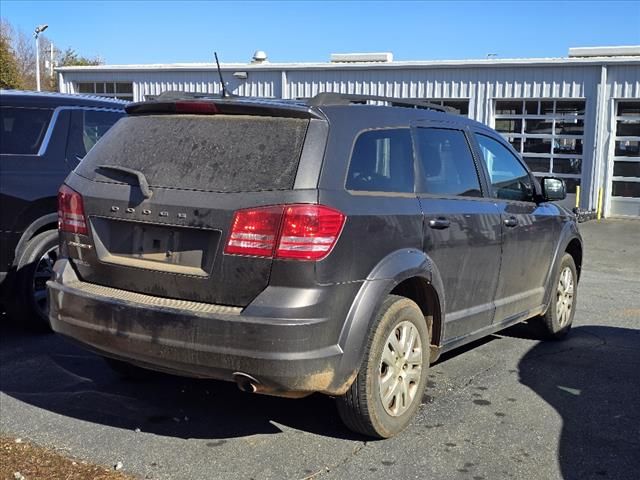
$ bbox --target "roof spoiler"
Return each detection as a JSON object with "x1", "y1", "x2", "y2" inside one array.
[{"x1": 125, "y1": 96, "x2": 323, "y2": 119}]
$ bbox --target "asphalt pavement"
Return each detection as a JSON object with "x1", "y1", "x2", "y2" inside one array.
[{"x1": 1, "y1": 219, "x2": 639, "y2": 480}]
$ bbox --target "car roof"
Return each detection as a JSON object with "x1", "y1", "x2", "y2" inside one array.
[
  {"x1": 127, "y1": 92, "x2": 489, "y2": 128},
  {"x1": 0, "y1": 90, "x2": 128, "y2": 109}
]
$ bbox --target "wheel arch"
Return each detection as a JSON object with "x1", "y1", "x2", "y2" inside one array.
[
  {"x1": 14, "y1": 213, "x2": 59, "y2": 266},
  {"x1": 390, "y1": 276, "x2": 443, "y2": 362},
  {"x1": 541, "y1": 221, "x2": 583, "y2": 313},
  {"x1": 328, "y1": 249, "x2": 446, "y2": 394},
  {"x1": 565, "y1": 237, "x2": 583, "y2": 281}
]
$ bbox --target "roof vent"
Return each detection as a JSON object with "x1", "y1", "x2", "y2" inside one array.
[
  {"x1": 568, "y1": 46, "x2": 640, "y2": 57},
  {"x1": 330, "y1": 52, "x2": 393, "y2": 63},
  {"x1": 252, "y1": 50, "x2": 268, "y2": 64}
]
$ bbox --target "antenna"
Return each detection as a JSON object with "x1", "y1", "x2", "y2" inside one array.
[{"x1": 214, "y1": 51, "x2": 229, "y2": 98}]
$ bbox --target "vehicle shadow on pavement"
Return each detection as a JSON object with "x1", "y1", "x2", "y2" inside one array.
[
  {"x1": 515, "y1": 325, "x2": 640, "y2": 480},
  {"x1": 0, "y1": 321, "x2": 363, "y2": 441}
]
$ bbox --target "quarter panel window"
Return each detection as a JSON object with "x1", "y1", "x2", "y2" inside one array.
[
  {"x1": 66, "y1": 110, "x2": 124, "y2": 160},
  {"x1": 346, "y1": 129, "x2": 414, "y2": 193},
  {"x1": 416, "y1": 128, "x2": 482, "y2": 197},
  {"x1": 0, "y1": 107, "x2": 53, "y2": 155},
  {"x1": 475, "y1": 133, "x2": 533, "y2": 202}
]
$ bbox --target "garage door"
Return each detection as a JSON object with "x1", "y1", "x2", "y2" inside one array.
[{"x1": 610, "y1": 101, "x2": 640, "y2": 217}]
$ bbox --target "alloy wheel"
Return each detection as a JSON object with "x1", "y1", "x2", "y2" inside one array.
[
  {"x1": 556, "y1": 266, "x2": 574, "y2": 327},
  {"x1": 378, "y1": 320, "x2": 423, "y2": 417}
]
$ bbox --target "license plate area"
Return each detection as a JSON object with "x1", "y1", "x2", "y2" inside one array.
[{"x1": 90, "y1": 217, "x2": 220, "y2": 277}]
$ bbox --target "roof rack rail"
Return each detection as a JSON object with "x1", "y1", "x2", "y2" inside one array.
[
  {"x1": 307, "y1": 92, "x2": 454, "y2": 113},
  {"x1": 150, "y1": 90, "x2": 231, "y2": 101}
]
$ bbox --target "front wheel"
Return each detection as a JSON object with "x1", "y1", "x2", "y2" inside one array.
[
  {"x1": 336, "y1": 295, "x2": 430, "y2": 438},
  {"x1": 534, "y1": 253, "x2": 578, "y2": 340}
]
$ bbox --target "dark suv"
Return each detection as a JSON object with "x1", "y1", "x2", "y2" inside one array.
[
  {"x1": 48, "y1": 93, "x2": 582, "y2": 438},
  {"x1": 0, "y1": 90, "x2": 125, "y2": 327}
]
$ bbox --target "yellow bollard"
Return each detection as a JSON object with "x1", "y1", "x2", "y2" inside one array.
[
  {"x1": 575, "y1": 185, "x2": 580, "y2": 209},
  {"x1": 596, "y1": 187, "x2": 603, "y2": 220}
]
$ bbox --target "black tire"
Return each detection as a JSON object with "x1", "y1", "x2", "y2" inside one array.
[
  {"x1": 7, "y1": 230, "x2": 59, "y2": 331},
  {"x1": 103, "y1": 357, "x2": 157, "y2": 380},
  {"x1": 336, "y1": 295, "x2": 430, "y2": 438},
  {"x1": 535, "y1": 253, "x2": 578, "y2": 340}
]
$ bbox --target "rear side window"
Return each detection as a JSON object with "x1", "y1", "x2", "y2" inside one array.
[
  {"x1": 346, "y1": 129, "x2": 414, "y2": 193},
  {"x1": 416, "y1": 128, "x2": 482, "y2": 197},
  {"x1": 77, "y1": 114, "x2": 309, "y2": 192},
  {"x1": 474, "y1": 133, "x2": 534, "y2": 202},
  {"x1": 66, "y1": 109, "x2": 124, "y2": 160},
  {"x1": 0, "y1": 107, "x2": 53, "y2": 155}
]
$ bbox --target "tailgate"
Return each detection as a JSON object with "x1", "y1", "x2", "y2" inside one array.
[{"x1": 63, "y1": 112, "x2": 314, "y2": 307}]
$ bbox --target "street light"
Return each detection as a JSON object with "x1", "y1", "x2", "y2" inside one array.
[{"x1": 34, "y1": 24, "x2": 48, "y2": 91}]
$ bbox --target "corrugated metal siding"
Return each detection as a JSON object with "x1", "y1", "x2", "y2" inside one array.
[
  {"x1": 607, "y1": 64, "x2": 640, "y2": 98},
  {"x1": 60, "y1": 70, "x2": 282, "y2": 100},
  {"x1": 286, "y1": 65, "x2": 598, "y2": 124}
]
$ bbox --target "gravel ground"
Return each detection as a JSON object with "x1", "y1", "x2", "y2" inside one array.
[
  {"x1": 1, "y1": 218, "x2": 638, "y2": 480},
  {"x1": 0, "y1": 435, "x2": 134, "y2": 480}
]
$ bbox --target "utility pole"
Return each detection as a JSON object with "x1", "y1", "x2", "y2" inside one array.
[
  {"x1": 50, "y1": 43, "x2": 54, "y2": 77},
  {"x1": 33, "y1": 24, "x2": 48, "y2": 91}
]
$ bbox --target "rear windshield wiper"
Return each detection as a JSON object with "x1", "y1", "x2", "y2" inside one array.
[{"x1": 97, "y1": 165, "x2": 153, "y2": 199}]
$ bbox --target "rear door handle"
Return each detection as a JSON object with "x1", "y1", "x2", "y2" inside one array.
[
  {"x1": 504, "y1": 216, "x2": 519, "y2": 228},
  {"x1": 428, "y1": 218, "x2": 450, "y2": 230}
]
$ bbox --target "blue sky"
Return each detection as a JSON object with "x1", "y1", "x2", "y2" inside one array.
[{"x1": 3, "y1": 0, "x2": 640, "y2": 64}]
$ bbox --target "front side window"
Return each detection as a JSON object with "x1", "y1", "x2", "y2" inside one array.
[
  {"x1": 346, "y1": 129, "x2": 414, "y2": 193},
  {"x1": 0, "y1": 107, "x2": 53, "y2": 155},
  {"x1": 416, "y1": 128, "x2": 482, "y2": 197},
  {"x1": 475, "y1": 133, "x2": 534, "y2": 202}
]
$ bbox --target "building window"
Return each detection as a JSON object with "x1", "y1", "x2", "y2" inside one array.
[
  {"x1": 494, "y1": 99, "x2": 586, "y2": 194},
  {"x1": 425, "y1": 99, "x2": 469, "y2": 116},
  {"x1": 76, "y1": 82, "x2": 134, "y2": 101}
]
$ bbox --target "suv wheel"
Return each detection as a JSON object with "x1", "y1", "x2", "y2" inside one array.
[
  {"x1": 535, "y1": 253, "x2": 578, "y2": 340},
  {"x1": 8, "y1": 230, "x2": 58, "y2": 331},
  {"x1": 336, "y1": 294, "x2": 430, "y2": 438}
]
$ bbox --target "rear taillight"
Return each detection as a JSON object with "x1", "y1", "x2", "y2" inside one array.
[
  {"x1": 58, "y1": 185, "x2": 88, "y2": 235},
  {"x1": 224, "y1": 206, "x2": 284, "y2": 257},
  {"x1": 224, "y1": 204, "x2": 345, "y2": 261},
  {"x1": 276, "y1": 205, "x2": 345, "y2": 260}
]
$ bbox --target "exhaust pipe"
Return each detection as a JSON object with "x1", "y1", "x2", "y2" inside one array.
[{"x1": 233, "y1": 372, "x2": 259, "y2": 393}]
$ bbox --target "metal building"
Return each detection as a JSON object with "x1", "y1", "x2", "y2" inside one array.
[{"x1": 57, "y1": 47, "x2": 640, "y2": 218}]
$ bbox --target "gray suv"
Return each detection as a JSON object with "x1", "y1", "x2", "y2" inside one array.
[{"x1": 48, "y1": 93, "x2": 582, "y2": 438}]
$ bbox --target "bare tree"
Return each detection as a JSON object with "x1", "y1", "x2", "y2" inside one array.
[{"x1": 1, "y1": 17, "x2": 97, "y2": 91}]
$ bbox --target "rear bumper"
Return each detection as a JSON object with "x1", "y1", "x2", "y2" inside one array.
[{"x1": 48, "y1": 259, "x2": 360, "y2": 396}]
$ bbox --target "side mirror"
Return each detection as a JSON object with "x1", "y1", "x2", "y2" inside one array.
[{"x1": 541, "y1": 177, "x2": 567, "y2": 201}]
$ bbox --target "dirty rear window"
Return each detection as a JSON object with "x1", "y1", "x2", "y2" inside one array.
[{"x1": 76, "y1": 114, "x2": 309, "y2": 192}]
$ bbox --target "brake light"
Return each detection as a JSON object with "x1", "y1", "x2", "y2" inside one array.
[
  {"x1": 224, "y1": 206, "x2": 284, "y2": 257},
  {"x1": 224, "y1": 205, "x2": 345, "y2": 261},
  {"x1": 276, "y1": 205, "x2": 345, "y2": 260},
  {"x1": 58, "y1": 185, "x2": 88, "y2": 235},
  {"x1": 175, "y1": 101, "x2": 219, "y2": 114}
]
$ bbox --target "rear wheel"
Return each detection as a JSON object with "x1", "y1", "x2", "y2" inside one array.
[
  {"x1": 7, "y1": 230, "x2": 58, "y2": 331},
  {"x1": 336, "y1": 295, "x2": 430, "y2": 438},
  {"x1": 535, "y1": 253, "x2": 578, "y2": 340}
]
